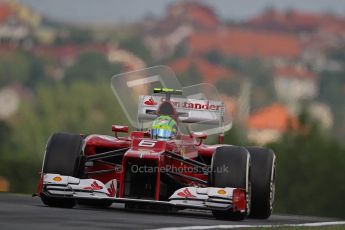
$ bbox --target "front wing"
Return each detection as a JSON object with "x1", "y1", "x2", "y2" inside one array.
[{"x1": 40, "y1": 174, "x2": 246, "y2": 212}]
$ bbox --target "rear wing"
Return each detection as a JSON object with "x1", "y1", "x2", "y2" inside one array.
[
  {"x1": 138, "y1": 95, "x2": 224, "y2": 125},
  {"x1": 111, "y1": 66, "x2": 232, "y2": 135}
]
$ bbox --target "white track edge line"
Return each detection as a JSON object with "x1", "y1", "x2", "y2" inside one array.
[{"x1": 153, "y1": 221, "x2": 345, "y2": 230}]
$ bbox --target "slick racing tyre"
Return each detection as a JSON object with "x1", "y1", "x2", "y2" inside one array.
[
  {"x1": 209, "y1": 146, "x2": 251, "y2": 220},
  {"x1": 246, "y1": 147, "x2": 276, "y2": 219},
  {"x1": 41, "y1": 132, "x2": 84, "y2": 208}
]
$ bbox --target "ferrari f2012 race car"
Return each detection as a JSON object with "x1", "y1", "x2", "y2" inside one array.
[{"x1": 36, "y1": 66, "x2": 276, "y2": 220}]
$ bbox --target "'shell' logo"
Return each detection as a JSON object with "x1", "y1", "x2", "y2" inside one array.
[
  {"x1": 177, "y1": 188, "x2": 196, "y2": 198},
  {"x1": 83, "y1": 181, "x2": 103, "y2": 191},
  {"x1": 144, "y1": 97, "x2": 157, "y2": 106}
]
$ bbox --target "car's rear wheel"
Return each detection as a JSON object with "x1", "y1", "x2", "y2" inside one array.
[
  {"x1": 41, "y1": 132, "x2": 84, "y2": 208},
  {"x1": 209, "y1": 146, "x2": 251, "y2": 220},
  {"x1": 246, "y1": 147, "x2": 276, "y2": 219}
]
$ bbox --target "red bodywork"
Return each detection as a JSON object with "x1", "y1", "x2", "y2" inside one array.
[{"x1": 83, "y1": 131, "x2": 220, "y2": 201}]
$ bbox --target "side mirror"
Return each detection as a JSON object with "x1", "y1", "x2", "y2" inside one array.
[
  {"x1": 191, "y1": 132, "x2": 207, "y2": 146},
  {"x1": 191, "y1": 131, "x2": 208, "y2": 140},
  {"x1": 112, "y1": 125, "x2": 129, "y2": 138}
]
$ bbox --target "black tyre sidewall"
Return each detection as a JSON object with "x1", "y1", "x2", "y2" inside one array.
[
  {"x1": 41, "y1": 132, "x2": 84, "y2": 208},
  {"x1": 246, "y1": 147, "x2": 276, "y2": 219},
  {"x1": 42, "y1": 132, "x2": 84, "y2": 177},
  {"x1": 209, "y1": 145, "x2": 251, "y2": 220}
]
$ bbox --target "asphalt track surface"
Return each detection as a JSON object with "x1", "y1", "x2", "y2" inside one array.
[{"x1": 0, "y1": 194, "x2": 343, "y2": 230}]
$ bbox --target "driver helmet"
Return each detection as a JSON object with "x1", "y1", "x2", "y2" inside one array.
[{"x1": 151, "y1": 115, "x2": 177, "y2": 140}]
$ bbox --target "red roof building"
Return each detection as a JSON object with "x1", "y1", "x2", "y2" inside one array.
[
  {"x1": 246, "y1": 103, "x2": 299, "y2": 144},
  {"x1": 248, "y1": 8, "x2": 345, "y2": 33},
  {"x1": 0, "y1": 3, "x2": 12, "y2": 23},
  {"x1": 168, "y1": 1, "x2": 219, "y2": 29},
  {"x1": 32, "y1": 44, "x2": 109, "y2": 60},
  {"x1": 0, "y1": 44, "x2": 17, "y2": 53},
  {"x1": 169, "y1": 57, "x2": 234, "y2": 84},
  {"x1": 188, "y1": 28, "x2": 301, "y2": 59},
  {"x1": 247, "y1": 103, "x2": 298, "y2": 132}
]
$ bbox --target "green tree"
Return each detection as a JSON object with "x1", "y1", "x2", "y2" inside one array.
[
  {"x1": 54, "y1": 28, "x2": 94, "y2": 45},
  {"x1": 0, "y1": 51, "x2": 45, "y2": 88},
  {"x1": 178, "y1": 65, "x2": 203, "y2": 87},
  {"x1": 205, "y1": 49, "x2": 224, "y2": 65},
  {"x1": 0, "y1": 81, "x2": 127, "y2": 193},
  {"x1": 268, "y1": 122, "x2": 345, "y2": 218},
  {"x1": 119, "y1": 33, "x2": 152, "y2": 65},
  {"x1": 318, "y1": 69, "x2": 345, "y2": 139},
  {"x1": 224, "y1": 125, "x2": 247, "y2": 146},
  {"x1": 0, "y1": 52, "x2": 29, "y2": 86},
  {"x1": 64, "y1": 52, "x2": 122, "y2": 84},
  {"x1": 215, "y1": 77, "x2": 242, "y2": 96}
]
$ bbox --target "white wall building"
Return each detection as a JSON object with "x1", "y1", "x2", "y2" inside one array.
[{"x1": 274, "y1": 66, "x2": 318, "y2": 103}]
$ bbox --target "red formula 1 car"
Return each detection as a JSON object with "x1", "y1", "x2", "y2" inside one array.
[{"x1": 37, "y1": 66, "x2": 276, "y2": 220}]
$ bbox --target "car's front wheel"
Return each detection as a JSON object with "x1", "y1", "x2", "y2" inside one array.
[
  {"x1": 209, "y1": 146, "x2": 251, "y2": 220},
  {"x1": 41, "y1": 132, "x2": 84, "y2": 208}
]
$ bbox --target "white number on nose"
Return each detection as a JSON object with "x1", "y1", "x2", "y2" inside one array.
[{"x1": 138, "y1": 140, "x2": 157, "y2": 147}]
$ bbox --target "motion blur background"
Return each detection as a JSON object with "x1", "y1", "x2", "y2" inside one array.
[{"x1": 0, "y1": 0, "x2": 344, "y2": 218}]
